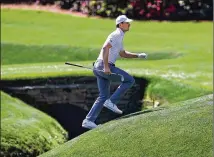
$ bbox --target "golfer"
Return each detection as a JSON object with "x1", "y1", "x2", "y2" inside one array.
[{"x1": 82, "y1": 15, "x2": 147, "y2": 129}]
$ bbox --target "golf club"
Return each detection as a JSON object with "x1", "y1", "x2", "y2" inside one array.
[{"x1": 65, "y1": 62, "x2": 124, "y2": 82}]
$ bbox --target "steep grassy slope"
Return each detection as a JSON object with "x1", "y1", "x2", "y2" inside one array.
[
  {"x1": 1, "y1": 91, "x2": 68, "y2": 157},
  {"x1": 39, "y1": 94, "x2": 213, "y2": 157}
]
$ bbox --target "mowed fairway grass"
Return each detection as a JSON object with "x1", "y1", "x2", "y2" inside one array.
[
  {"x1": 1, "y1": 8, "x2": 212, "y2": 103},
  {"x1": 1, "y1": 8, "x2": 213, "y2": 157}
]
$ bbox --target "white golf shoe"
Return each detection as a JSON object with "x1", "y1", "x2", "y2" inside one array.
[
  {"x1": 104, "y1": 99, "x2": 123, "y2": 114},
  {"x1": 82, "y1": 119, "x2": 97, "y2": 129}
]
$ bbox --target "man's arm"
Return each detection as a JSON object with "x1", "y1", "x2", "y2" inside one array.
[
  {"x1": 119, "y1": 50, "x2": 147, "y2": 59},
  {"x1": 103, "y1": 43, "x2": 112, "y2": 74},
  {"x1": 119, "y1": 50, "x2": 138, "y2": 58}
]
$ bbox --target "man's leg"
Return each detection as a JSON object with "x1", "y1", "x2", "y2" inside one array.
[
  {"x1": 109, "y1": 66, "x2": 135, "y2": 104},
  {"x1": 85, "y1": 73, "x2": 110, "y2": 122}
]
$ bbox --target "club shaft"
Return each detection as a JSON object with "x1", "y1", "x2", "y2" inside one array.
[
  {"x1": 65, "y1": 62, "x2": 124, "y2": 81},
  {"x1": 65, "y1": 62, "x2": 104, "y2": 73},
  {"x1": 65, "y1": 62, "x2": 93, "y2": 70}
]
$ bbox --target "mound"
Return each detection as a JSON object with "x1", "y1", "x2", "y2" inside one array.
[
  {"x1": 39, "y1": 94, "x2": 213, "y2": 157},
  {"x1": 1, "y1": 91, "x2": 68, "y2": 157}
]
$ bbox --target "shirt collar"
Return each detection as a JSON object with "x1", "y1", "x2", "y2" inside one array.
[{"x1": 117, "y1": 28, "x2": 125, "y2": 37}]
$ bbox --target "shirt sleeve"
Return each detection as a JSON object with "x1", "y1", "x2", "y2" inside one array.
[{"x1": 106, "y1": 34, "x2": 118, "y2": 47}]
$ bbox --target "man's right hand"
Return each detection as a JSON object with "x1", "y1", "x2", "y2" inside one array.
[
  {"x1": 104, "y1": 66, "x2": 111, "y2": 75},
  {"x1": 138, "y1": 53, "x2": 147, "y2": 59}
]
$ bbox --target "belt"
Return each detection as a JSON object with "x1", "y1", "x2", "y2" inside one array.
[{"x1": 93, "y1": 59, "x2": 115, "y2": 66}]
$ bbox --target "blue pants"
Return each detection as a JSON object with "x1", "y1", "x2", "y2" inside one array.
[{"x1": 85, "y1": 60, "x2": 135, "y2": 122}]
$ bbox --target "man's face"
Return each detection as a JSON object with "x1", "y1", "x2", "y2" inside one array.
[{"x1": 120, "y1": 22, "x2": 131, "y2": 32}]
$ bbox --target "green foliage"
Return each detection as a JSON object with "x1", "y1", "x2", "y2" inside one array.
[
  {"x1": 1, "y1": 91, "x2": 68, "y2": 157},
  {"x1": 38, "y1": 95, "x2": 213, "y2": 157}
]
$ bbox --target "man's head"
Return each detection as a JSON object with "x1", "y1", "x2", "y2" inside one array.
[{"x1": 116, "y1": 15, "x2": 133, "y2": 32}]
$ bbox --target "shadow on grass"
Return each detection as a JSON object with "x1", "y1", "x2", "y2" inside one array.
[
  {"x1": 142, "y1": 52, "x2": 183, "y2": 60},
  {"x1": 116, "y1": 107, "x2": 165, "y2": 120}
]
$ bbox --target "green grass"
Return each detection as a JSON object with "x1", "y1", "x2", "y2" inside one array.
[
  {"x1": 1, "y1": 8, "x2": 213, "y2": 157},
  {"x1": 1, "y1": 91, "x2": 68, "y2": 156},
  {"x1": 1, "y1": 42, "x2": 182, "y2": 65},
  {"x1": 38, "y1": 94, "x2": 213, "y2": 157},
  {"x1": 145, "y1": 76, "x2": 210, "y2": 103},
  {"x1": 1, "y1": 9, "x2": 212, "y2": 97},
  {"x1": 1, "y1": 43, "x2": 100, "y2": 64},
  {"x1": 1, "y1": 8, "x2": 212, "y2": 50}
]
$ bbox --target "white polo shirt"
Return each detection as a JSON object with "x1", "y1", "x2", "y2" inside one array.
[{"x1": 97, "y1": 28, "x2": 124, "y2": 64}]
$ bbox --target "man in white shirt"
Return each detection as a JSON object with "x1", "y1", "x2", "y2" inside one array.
[{"x1": 82, "y1": 15, "x2": 147, "y2": 129}]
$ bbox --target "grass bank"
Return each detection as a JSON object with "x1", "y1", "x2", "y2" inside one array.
[
  {"x1": 1, "y1": 43, "x2": 99, "y2": 65},
  {"x1": 38, "y1": 94, "x2": 213, "y2": 157},
  {"x1": 1, "y1": 91, "x2": 68, "y2": 157}
]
